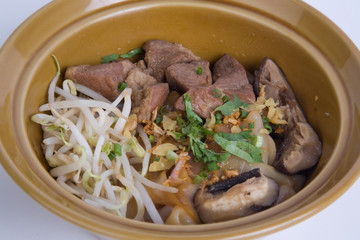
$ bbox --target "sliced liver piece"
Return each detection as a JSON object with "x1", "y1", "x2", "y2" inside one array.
[
  {"x1": 256, "y1": 58, "x2": 322, "y2": 174},
  {"x1": 143, "y1": 39, "x2": 200, "y2": 82},
  {"x1": 64, "y1": 60, "x2": 135, "y2": 101},
  {"x1": 165, "y1": 60, "x2": 212, "y2": 93}
]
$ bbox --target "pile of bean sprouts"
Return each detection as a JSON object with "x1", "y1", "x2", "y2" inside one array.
[{"x1": 31, "y1": 56, "x2": 177, "y2": 224}]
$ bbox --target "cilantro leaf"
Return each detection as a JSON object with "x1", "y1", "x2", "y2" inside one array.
[
  {"x1": 193, "y1": 170, "x2": 208, "y2": 184},
  {"x1": 189, "y1": 135, "x2": 230, "y2": 171},
  {"x1": 183, "y1": 94, "x2": 203, "y2": 124},
  {"x1": 179, "y1": 95, "x2": 230, "y2": 171},
  {"x1": 236, "y1": 140, "x2": 263, "y2": 163},
  {"x1": 215, "y1": 95, "x2": 249, "y2": 116},
  {"x1": 214, "y1": 133, "x2": 263, "y2": 163},
  {"x1": 177, "y1": 116, "x2": 186, "y2": 128},
  {"x1": 215, "y1": 131, "x2": 252, "y2": 141},
  {"x1": 170, "y1": 131, "x2": 183, "y2": 140}
]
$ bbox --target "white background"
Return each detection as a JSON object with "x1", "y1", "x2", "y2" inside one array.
[{"x1": 0, "y1": 1, "x2": 359, "y2": 239}]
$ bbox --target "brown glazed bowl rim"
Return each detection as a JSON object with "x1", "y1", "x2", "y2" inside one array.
[{"x1": 0, "y1": 0, "x2": 359, "y2": 239}]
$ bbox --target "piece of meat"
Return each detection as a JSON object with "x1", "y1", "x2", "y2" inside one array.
[
  {"x1": 174, "y1": 86, "x2": 223, "y2": 119},
  {"x1": 222, "y1": 85, "x2": 256, "y2": 103},
  {"x1": 143, "y1": 39, "x2": 200, "y2": 82},
  {"x1": 136, "y1": 59, "x2": 147, "y2": 71},
  {"x1": 64, "y1": 60, "x2": 135, "y2": 101},
  {"x1": 194, "y1": 170, "x2": 279, "y2": 223},
  {"x1": 165, "y1": 60, "x2": 212, "y2": 93},
  {"x1": 123, "y1": 67, "x2": 168, "y2": 122},
  {"x1": 125, "y1": 67, "x2": 158, "y2": 92},
  {"x1": 174, "y1": 85, "x2": 255, "y2": 119},
  {"x1": 164, "y1": 91, "x2": 182, "y2": 111},
  {"x1": 256, "y1": 58, "x2": 322, "y2": 174},
  {"x1": 174, "y1": 84, "x2": 255, "y2": 119},
  {"x1": 251, "y1": 70, "x2": 260, "y2": 97},
  {"x1": 174, "y1": 55, "x2": 255, "y2": 119},
  {"x1": 131, "y1": 83, "x2": 169, "y2": 122},
  {"x1": 212, "y1": 54, "x2": 250, "y2": 88}
]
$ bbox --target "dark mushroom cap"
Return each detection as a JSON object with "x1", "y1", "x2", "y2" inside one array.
[{"x1": 195, "y1": 169, "x2": 279, "y2": 223}]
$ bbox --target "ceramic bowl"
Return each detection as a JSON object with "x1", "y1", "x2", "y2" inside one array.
[{"x1": 0, "y1": 0, "x2": 359, "y2": 239}]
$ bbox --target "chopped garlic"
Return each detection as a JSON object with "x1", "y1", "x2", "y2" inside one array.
[
  {"x1": 162, "y1": 115, "x2": 177, "y2": 131},
  {"x1": 152, "y1": 143, "x2": 179, "y2": 156},
  {"x1": 149, "y1": 156, "x2": 176, "y2": 172}
]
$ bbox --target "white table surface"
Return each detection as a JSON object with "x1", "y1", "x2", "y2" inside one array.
[{"x1": 0, "y1": 1, "x2": 359, "y2": 239}]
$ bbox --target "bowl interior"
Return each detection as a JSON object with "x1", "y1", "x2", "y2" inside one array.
[
  {"x1": 26, "y1": 1, "x2": 341, "y2": 172},
  {"x1": 2, "y1": 0, "x2": 360, "y2": 239}
]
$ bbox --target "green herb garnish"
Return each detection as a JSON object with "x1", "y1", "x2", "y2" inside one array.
[
  {"x1": 215, "y1": 131, "x2": 252, "y2": 141},
  {"x1": 215, "y1": 111, "x2": 223, "y2": 124},
  {"x1": 170, "y1": 131, "x2": 183, "y2": 140},
  {"x1": 118, "y1": 82, "x2": 127, "y2": 91},
  {"x1": 213, "y1": 88, "x2": 222, "y2": 98},
  {"x1": 193, "y1": 170, "x2": 208, "y2": 184},
  {"x1": 155, "y1": 115, "x2": 163, "y2": 124},
  {"x1": 222, "y1": 95, "x2": 229, "y2": 103},
  {"x1": 153, "y1": 105, "x2": 167, "y2": 125},
  {"x1": 180, "y1": 95, "x2": 229, "y2": 171},
  {"x1": 108, "y1": 151, "x2": 116, "y2": 160},
  {"x1": 183, "y1": 94, "x2": 203, "y2": 124},
  {"x1": 113, "y1": 143, "x2": 122, "y2": 156},
  {"x1": 252, "y1": 135, "x2": 264, "y2": 148},
  {"x1": 149, "y1": 135, "x2": 155, "y2": 143},
  {"x1": 193, "y1": 175, "x2": 203, "y2": 184},
  {"x1": 101, "y1": 47, "x2": 143, "y2": 63},
  {"x1": 154, "y1": 157, "x2": 160, "y2": 162},
  {"x1": 215, "y1": 95, "x2": 249, "y2": 116},
  {"x1": 120, "y1": 47, "x2": 144, "y2": 59},
  {"x1": 240, "y1": 109, "x2": 249, "y2": 118},
  {"x1": 108, "y1": 143, "x2": 122, "y2": 160},
  {"x1": 196, "y1": 67, "x2": 203, "y2": 75},
  {"x1": 262, "y1": 116, "x2": 272, "y2": 133},
  {"x1": 101, "y1": 53, "x2": 119, "y2": 64},
  {"x1": 179, "y1": 95, "x2": 263, "y2": 176},
  {"x1": 188, "y1": 135, "x2": 230, "y2": 171},
  {"x1": 214, "y1": 134, "x2": 263, "y2": 163}
]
